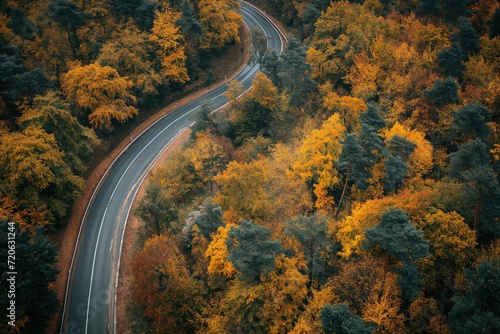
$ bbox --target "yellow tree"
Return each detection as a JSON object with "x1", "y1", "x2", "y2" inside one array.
[
  {"x1": 417, "y1": 210, "x2": 477, "y2": 291},
  {"x1": 0, "y1": 126, "x2": 84, "y2": 228},
  {"x1": 322, "y1": 90, "x2": 368, "y2": 130},
  {"x1": 150, "y1": 5, "x2": 189, "y2": 85},
  {"x1": 214, "y1": 159, "x2": 271, "y2": 221},
  {"x1": 293, "y1": 113, "x2": 346, "y2": 211},
  {"x1": 382, "y1": 122, "x2": 434, "y2": 185},
  {"x1": 198, "y1": 0, "x2": 241, "y2": 51},
  {"x1": 205, "y1": 223, "x2": 238, "y2": 279},
  {"x1": 249, "y1": 72, "x2": 279, "y2": 111},
  {"x1": 61, "y1": 62, "x2": 138, "y2": 130}
]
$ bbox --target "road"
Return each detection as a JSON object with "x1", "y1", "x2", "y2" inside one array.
[{"x1": 60, "y1": 3, "x2": 285, "y2": 333}]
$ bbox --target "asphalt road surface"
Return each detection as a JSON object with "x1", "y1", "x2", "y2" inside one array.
[{"x1": 61, "y1": 3, "x2": 285, "y2": 333}]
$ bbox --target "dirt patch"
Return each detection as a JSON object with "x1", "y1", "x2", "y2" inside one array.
[{"x1": 48, "y1": 22, "x2": 251, "y2": 334}]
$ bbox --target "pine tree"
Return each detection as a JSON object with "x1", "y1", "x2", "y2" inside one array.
[
  {"x1": 0, "y1": 220, "x2": 59, "y2": 333},
  {"x1": 424, "y1": 77, "x2": 460, "y2": 107},
  {"x1": 437, "y1": 43, "x2": 466, "y2": 79},
  {"x1": 320, "y1": 303, "x2": 377, "y2": 334},
  {"x1": 226, "y1": 220, "x2": 282, "y2": 282}
]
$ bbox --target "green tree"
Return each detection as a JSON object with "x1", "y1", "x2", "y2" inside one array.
[
  {"x1": 193, "y1": 202, "x2": 224, "y2": 241},
  {"x1": 48, "y1": 0, "x2": 86, "y2": 59},
  {"x1": 226, "y1": 220, "x2": 283, "y2": 282},
  {"x1": 18, "y1": 91, "x2": 99, "y2": 173},
  {"x1": 0, "y1": 220, "x2": 59, "y2": 334},
  {"x1": 383, "y1": 154, "x2": 409, "y2": 194},
  {"x1": 277, "y1": 38, "x2": 316, "y2": 107},
  {"x1": 451, "y1": 103, "x2": 492, "y2": 142},
  {"x1": 448, "y1": 259, "x2": 500, "y2": 334},
  {"x1": 134, "y1": 183, "x2": 179, "y2": 236},
  {"x1": 417, "y1": 0, "x2": 441, "y2": 23},
  {"x1": 423, "y1": 77, "x2": 460, "y2": 107},
  {"x1": 250, "y1": 26, "x2": 268, "y2": 65},
  {"x1": 284, "y1": 214, "x2": 332, "y2": 289},
  {"x1": 453, "y1": 19, "x2": 480, "y2": 57},
  {"x1": 363, "y1": 208, "x2": 429, "y2": 301},
  {"x1": 442, "y1": 0, "x2": 471, "y2": 24},
  {"x1": 437, "y1": 43, "x2": 466, "y2": 79},
  {"x1": 449, "y1": 139, "x2": 500, "y2": 242},
  {"x1": 320, "y1": 303, "x2": 376, "y2": 334}
]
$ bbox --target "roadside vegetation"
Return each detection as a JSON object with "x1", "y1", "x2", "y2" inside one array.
[{"x1": 129, "y1": 0, "x2": 500, "y2": 333}]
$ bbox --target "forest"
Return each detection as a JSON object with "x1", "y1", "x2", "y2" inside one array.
[{"x1": 1, "y1": 0, "x2": 500, "y2": 333}]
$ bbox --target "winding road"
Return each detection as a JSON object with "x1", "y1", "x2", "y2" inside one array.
[{"x1": 60, "y1": 3, "x2": 285, "y2": 334}]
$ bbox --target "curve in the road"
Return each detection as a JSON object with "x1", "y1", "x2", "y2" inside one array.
[{"x1": 60, "y1": 3, "x2": 285, "y2": 334}]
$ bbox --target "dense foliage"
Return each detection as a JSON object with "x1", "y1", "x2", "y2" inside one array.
[
  {"x1": 0, "y1": 0, "x2": 243, "y2": 332},
  {"x1": 129, "y1": 0, "x2": 500, "y2": 333}
]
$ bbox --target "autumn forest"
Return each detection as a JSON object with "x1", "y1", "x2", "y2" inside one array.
[{"x1": 1, "y1": 0, "x2": 500, "y2": 333}]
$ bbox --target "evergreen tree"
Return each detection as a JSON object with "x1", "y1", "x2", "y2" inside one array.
[
  {"x1": 449, "y1": 139, "x2": 500, "y2": 242},
  {"x1": 424, "y1": 77, "x2": 459, "y2": 107},
  {"x1": 363, "y1": 208, "x2": 429, "y2": 301},
  {"x1": 448, "y1": 259, "x2": 500, "y2": 333},
  {"x1": 261, "y1": 49, "x2": 280, "y2": 87},
  {"x1": 277, "y1": 38, "x2": 316, "y2": 107},
  {"x1": 490, "y1": 8, "x2": 500, "y2": 38},
  {"x1": 193, "y1": 202, "x2": 224, "y2": 241},
  {"x1": 284, "y1": 215, "x2": 332, "y2": 288},
  {"x1": 337, "y1": 133, "x2": 372, "y2": 191},
  {"x1": 6, "y1": 8, "x2": 37, "y2": 39},
  {"x1": 226, "y1": 220, "x2": 283, "y2": 282},
  {"x1": 442, "y1": 0, "x2": 471, "y2": 24},
  {"x1": 384, "y1": 154, "x2": 409, "y2": 194},
  {"x1": 416, "y1": 0, "x2": 441, "y2": 22},
  {"x1": 0, "y1": 220, "x2": 59, "y2": 333},
  {"x1": 134, "y1": 183, "x2": 179, "y2": 236},
  {"x1": 320, "y1": 303, "x2": 377, "y2": 334},
  {"x1": 451, "y1": 103, "x2": 492, "y2": 142},
  {"x1": 437, "y1": 42, "x2": 466, "y2": 79},
  {"x1": 359, "y1": 104, "x2": 386, "y2": 165},
  {"x1": 387, "y1": 135, "x2": 417, "y2": 162},
  {"x1": 453, "y1": 19, "x2": 480, "y2": 57},
  {"x1": 48, "y1": 0, "x2": 86, "y2": 59}
]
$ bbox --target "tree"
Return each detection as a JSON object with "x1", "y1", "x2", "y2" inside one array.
[
  {"x1": 449, "y1": 139, "x2": 500, "y2": 242},
  {"x1": 442, "y1": 0, "x2": 471, "y2": 24},
  {"x1": 132, "y1": 234, "x2": 203, "y2": 334},
  {"x1": 293, "y1": 113, "x2": 346, "y2": 211},
  {"x1": 277, "y1": 38, "x2": 316, "y2": 107},
  {"x1": 226, "y1": 220, "x2": 282, "y2": 282},
  {"x1": 437, "y1": 43, "x2": 466, "y2": 79},
  {"x1": 134, "y1": 183, "x2": 179, "y2": 236},
  {"x1": 250, "y1": 26, "x2": 268, "y2": 65},
  {"x1": 0, "y1": 126, "x2": 84, "y2": 226},
  {"x1": 97, "y1": 23, "x2": 162, "y2": 100},
  {"x1": 17, "y1": 91, "x2": 99, "y2": 173},
  {"x1": 198, "y1": 0, "x2": 241, "y2": 51},
  {"x1": 448, "y1": 259, "x2": 500, "y2": 334},
  {"x1": 363, "y1": 208, "x2": 429, "y2": 301},
  {"x1": 0, "y1": 221, "x2": 58, "y2": 334},
  {"x1": 193, "y1": 202, "x2": 224, "y2": 241},
  {"x1": 383, "y1": 154, "x2": 409, "y2": 194},
  {"x1": 453, "y1": 19, "x2": 480, "y2": 57},
  {"x1": 214, "y1": 160, "x2": 271, "y2": 221},
  {"x1": 451, "y1": 103, "x2": 492, "y2": 141},
  {"x1": 61, "y1": 62, "x2": 138, "y2": 130},
  {"x1": 359, "y1": 104, "x2": 386, "y2": 165},
  {"x1": 424, "y1": 77, "x2": 460, "y2": 107},
  {"x1": 149, "y1": 5, "x2": 189, "y2": 85},
  {"x1": 284, "y1": 215, "x2": 332, "y2": 289},
  {"x1": 224, "y1": 79, "x2": 243, "y2": 113},
  {"x1": 417, "y1": 0, "x2": 441, "y2": 22},
  {"x1": 48, "y1": 0, "x2": 86, "y2": 59},
  {"x1": 320, "y1": 303, "x2": 376, "y2": 334}
]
